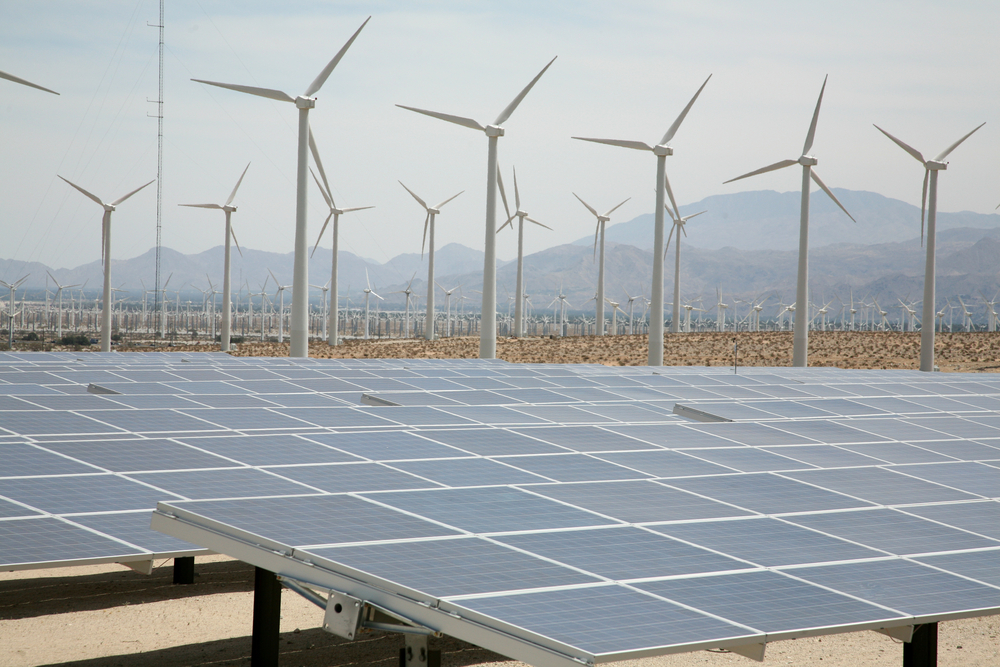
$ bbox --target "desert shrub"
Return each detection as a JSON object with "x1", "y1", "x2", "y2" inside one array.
[{"x1": 59, "y1": 334, "x2": 91, "y2": 346}]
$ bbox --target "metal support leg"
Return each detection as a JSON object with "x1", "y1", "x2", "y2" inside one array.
[
  {"x1": 903, "y1": 622, "x2": 937, "y2": 667},
  {"x1": 172, "y1": 556, "x2": 194, "y2": 585},
  {"x1": 400, "y1": 633, "x2": 440, "y2": 667},
  {"x1": 252, "y1": 567, "x2": 282, "y2": 667}
]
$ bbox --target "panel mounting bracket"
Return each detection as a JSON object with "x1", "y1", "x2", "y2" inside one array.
[
  {"x1": 361, "y1": 393, "x2": 400, "y2": 406},
  {"x1": 672, "y1": 403, "x2": 733, "y2": 423},
  {"x1": 877, "y1": 624, "x2": 914, "y2": 642},
  {"x1": 727, "y1": 642, "x2": 766, "y2": 661}
]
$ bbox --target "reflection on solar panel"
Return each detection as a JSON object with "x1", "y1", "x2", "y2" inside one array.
[{"x1": 1, "y1": 352, "x2": 999, "y2": 665}]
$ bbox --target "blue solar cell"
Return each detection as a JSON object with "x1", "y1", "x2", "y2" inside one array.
[
  {"x1": 839, "y1": 442, "x2": 955, "y2": 464},
  {"x1": 890, "y1": 462, "x2": 1000, "y2": 498},
  {"x1": 910, "y1": 417, "x2": 1000, "y2": 440},
  {"x1": 760, "y1": 445, "x2": 885, "y2": 468},
  {"x1": 268, "y1": 462, "x2": 441, "y2": 493},
  {"x1": 163, "y1": 494, "x2": 457, "y2": 547},
  {"x1": 497, "y1": 526, "x2": 746, "y2": 580},
  {"x1": 415, "y1": 429, "x2": 566, "y2": 456},
  {"x1": 388, "y1": 458, "x2": 548, "y2": 487},
  {"x1": 130, "y1": 468, "x2": 316, "y2": 500},
  {"x1": 636, "y1": 570, "x2": 901, "y2": 634},
  {"x1": 771, "y1": 420, "x2": 890, "y2": 444},
  {"x1": 511, "y1": 405, "x2": 616, "y2": 424},
  {"x1": 916, "y1": 549, "x2": 1000, "y2": 588},
  {"x1": 362, "y1": 406, "x2": 478, "y2": 426},
  {"x1": 527, "y1": 480, "x2": 754, "y2": 523},
  {"x1": 903, "y1": 501, "x2": 1000, "y2": 540},
  {"x1": 86, "y1": 409, "x2": 222, "y2": 433},
  {"x1": 310, "y1": 537, "x2": 597, "y2": 598},
  {"x1": 101, "y1": 395, "x2": 201, "y2": 409},
  {"x1": 452, "y1": 584, "x2": 753, "y2": 655},
  {"x1": 366, "y1": 392, "x2": 465, "y2": 406},
  {"x1": 789, "y1": 559, "x2": 1000, "y2": 616},
  {"x1": 0, "y1": 496, "x2": 42, "y2": 518},
  {"x1": 177, "y1": 394, "x2": 279, "y2": 408},
  {"x1": 71, "y1": 511, "x2": 201, "y2": 553},
  {"x1": 592, "y1": 450, "x2": 735, "y2": 478},
  {"x1": 304, "y1": 431, "x2": 467, "y2": 460},
  {"x1": 683, "y1": 423, "x2": 817, "y2": 447},
  {"x1": 648, "y1": 517, "x2": 882, "y2": 567},
  {"x1": 905, "y1": 440, "x2": 1000, "y2": 461},
  {"x1": 179, "y1": 434, "x2": 362, "y2": 466},
  {"x1": 0, "y1": 443, "x2": 101, "y2": 476},
  {"x1": 684, "y1": 448, "x2": 813, "y2": 473},
  {"x1": 513, "y1": 426, "x2": 656, "y2": 452},
  {"x1": 0, "y1": 475, "x2": 182, "y2": 514},
  {"x1": 365, "y1": 486, "x2": 618, "y2": 533},
  {"x1": 663, "y1": 473, "x2": 874, "y2": 514},
  {"x1": 12, "y1": 395, "x2": 116, "y2": 410},
  {"x1": 43, "y1": 438, "x2": 238, "y2": 472},
  {"x1": 178, "y1": 408, "x2": 314, "y2": 430},
  {"x1": 0, "y1": 517, "x2": 144, "y2": 567},
  {"x1": 841, "y1": 419, "x2": 956, "y2": 442},
  {"x1": 1, "y1": 412, "x2": 123, "y2": 436},
  {"x1": 782, "y1": 467, "x2": 978, "y2": 505},
  {"x1": 786, "y1": 508, "x2": 1000, "y2": 555},
  {"x1": 435, "y1": 406, "x2": 549, "y2": 425},
  {"x1": 501, "y1": 454, "x2": 652, "y2": 482}
]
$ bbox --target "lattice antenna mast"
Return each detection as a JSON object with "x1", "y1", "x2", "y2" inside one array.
[{"x1": 148, "y1": 0, "x2": 165, "y2": 338}]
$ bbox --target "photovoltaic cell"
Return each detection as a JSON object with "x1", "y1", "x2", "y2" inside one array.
[
  {"x1": 760, "y1": 445, "x2": 885, "y2": 469},
  {"x1": 916, "y1": 549, "x2": 1000, "y2": 588},
  {"x1": 889, "y1": 462, "x2": 1000, "y2": 498},
  {"x1": 71, "y1": 511, "x2": 201, "y2": 553},
  {"x1": 839, "y1": 443, "x2": 954, "y2": 465},
  {"x1": 43, "y1": 439, "x2": 237, "y2": 472},
  {"x1": 0, "y1": 475, "x2": 183, "y2": 514},
  {"x1": 387, "y1": 458, "x2": 549, "y2": 487},
  {"x1": 0, "y1": 517, "x2": 144, "y2": 567},
  {"x1": 501, "y1": 454, "x2": 651, "y2": 483},
  {"x1": 130, "y1": 468, "x2": 316, "y2": 500},
  {"x1": 781, "y1": 467, "x2": 978, "y2": 505},
  {"x1": 662, "y1": 473, "x2": 873, "y2": 514},
  {"x1": 905, "y1": 440, "x2": 1000, "y2": 461},
  {"x1": 592, "y1": 450, "x2": 734, "y2": 478},
  {"x1": 85, "y1": 410, "x2": 222, "y2": 433},
  {"x1": 682, "y1": 423, "x2": 817, "y2": 447},
  {"x1": 0, "y1": 412, "x2": 123, "y2": 436},
  {"x1": 0, "y1": 444, "x2": 101, "y2": 476},
  {"x1": 304, "y1": 431, "x2": 467, "y2": 461},
  {"x1": 684, "y1": 448, "x2": 813, "y2": 473},
  {"x1": 310, "y1": 537, "x2": 598, "y2": 598},
  {"x1": 902, "y1": 501, "x2": 1000, "y2": 540},
  {"x1": 513, "y1": 426, "x2": 656, "y2": 452},
  {"x1": 416, "y1": 429, "x2": 566, "y2": 456}
]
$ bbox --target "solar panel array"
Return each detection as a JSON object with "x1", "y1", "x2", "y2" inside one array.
[{"x1": 2, "y1": 351, "x2": 999, "y2": 663}]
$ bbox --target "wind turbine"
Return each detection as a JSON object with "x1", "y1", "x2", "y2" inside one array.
[
  {"x1": 310, "y1": 280, "x2": 330, "y2": 340},
  {"x1": 1, "y1": 275, "x2": 27, "y2": 347},
  {"x1": 309, "y1": 129, "x2": 374, "y2": 346},
  {"x1": 436, "y1": 282, "x2": 461, "y2": 337},
  {"x1": 268, "y1": 270, "x2": 291, "y2": 344},
  {"x1": 0, "y1": 69, "x2": 58, "y2": 95},
  {"x1": 572, "y1": 193, "x2": 630, "y2": 336},
  {"x1": 193, "y1": 17, "x2": 369, "y2": 358},
  {"x1": 399, "y1": 181, "x2": 462, "y2": 341},
  {"x1": 58, "y1": 176, "x2": 154, "y2": 352},
  {"x1": 178, "y1": 162, "x2": 249, "y2": 352},
  {"x1": 723, "y1": 76, "x2": 854, "y2": 367},
  {"x1": 362, "y1": 269, "x2": 382, "y2": 340},
  {"x1": 497, "y1": 166, "x2": 551, "y2": 339},
  {"x1": 874, "y1": 121, "x2": 984, "y2": 370},
  {"x1": 665, "y1": 206, "x2": 706, "y2": 333},
  {"x1": 392, "y1": 272, "x2": 419, "y2": 338},
  {"x1": 573, "y1": 75, "x2": 710, "y2": 363},
  {"x1": 397, "y1": 56, "x2": 557, "y2": 359},
  {"x1": 45, "y1": 271, "x2": 79, "y2": 339}
]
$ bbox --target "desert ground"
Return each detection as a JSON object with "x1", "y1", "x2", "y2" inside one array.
[{"x1": 1, "y1": 331, "x2": 998, "y2": 667}]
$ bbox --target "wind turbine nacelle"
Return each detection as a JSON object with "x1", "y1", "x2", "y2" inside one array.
[
  {"x1": 653, "y1": 145, "x2": 674, "y2": 156},
  {"x1": 798, "y1": 155, "x2": 818, "y2": 166},
  {"x1": 295, "y1": 96, "x2": 317, "y2": 109},
  {"x1": 926, "y1": 160, "x2": 947, "y2": 171},
  {"x1": 104, "y1": 204, "x2": 116, "y2": 213},
  {"x1": 485, "y1": 125, "x2": 505, "y2": 137}
]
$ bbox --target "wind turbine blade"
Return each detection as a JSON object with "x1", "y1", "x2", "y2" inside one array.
[
  {"x1": 398, "y1": 181, "x2": 429, "y2": 210},
  {"x1": 525, "y1": 217, "x2": 552, "y2": 230},
  {"x1": 723, "y1": 159, "x2": 797, "y2": 184},
  {"x1": 225, "y1": 162, "x2": 251, "y2": 206},
  {"x1": 58, "y1": 176, "x2": 105, "y2": 207},
  {"x1": 660, "y1": 73, "x2": 712, "y2": 145},
  {"x1": 572, "y1": 193, "x2": 599, "y2": 218},
  {"x1": 802, "y1": 75, "x2": 827, "y2": 155},
  {"x1": 365, "y1": 268, "x2": 372, "y2": 291},
  {"x1": 433, "y1": 191, "x2": 464, "y2": 209},
  {"x1": 593, "y1": 223, "x2": 600, "y2": 259},
  {"x1": 934, "y1": 122, "x2": 986, "y2": 161},
  {"x1": 303, "y1": 16, "x2": 370, "y2": 97},
  {"x1": 309, "y1": 167, "x2": 333, "y2": 209},
  {"x1": 342, "y1": 206, "x2": 374, "y2": 213},
  {"x1": 230, "y1": 227, "x2": 243, "y2": 257},
  {"x1": 421, "y1": 212, "x2": 430, "y2": 258},
  {"x1": 372, "y1": 292, "x2": 384, "y2": 301},
  {"x1": 496, "y1": 166, "x2": 512, "y2": 223},
  {"x1": 572, "y1": 137, "x2": 653, "y2": 152},
  {"x1": 111, "y1": 179, "x2": 155, "y2": 206},
  {"x1": 164, "y1": 273, "x2": 172, "y2": 290},
  {"x1": 602, "y1": 197, "x2": 631, "y2": 218},
  {"x1": 664, "y1": 223, "x2": 676, "y2": 258},
  {"x1": 0, "y1": 69, "x2": 59, "y2": 95},
  {"x1": 497, "y1": 214, "x2": 516, "y2": 233},
  {"x1": 684, "y1": 210, "x2": 708, "y2": 222},
  {"x1": 192, "y1": 79, "x2": 294, "y2": 103},
  {"x1": 663, "y1": 172, "x2": 681, "y2": 221},
  {"x1": 920, "y1": 169, "x2": 929, "y2": 246},
  {"x1": 179, "y1": 203, "x2": 223, "y2": 209},
  {"x1": 512, "y1": 165, "x2": 522, "y2": 210},
  {"x1": 311, "y1": 212, "x2": 334, "y2": 257},
  {"x1": 493, "y1": 56, "x2": 557, "y2": 125},
  {"x1": 810, "y1": 170, "x2": 855, "y2": 222},
  {"x1": 396, "y1": 104, "x2": 485, "y2": 131},
  {"x1": 268, "y1": 269, "x2": 280, "y2": 287},
  {"x1": 873, "y1": 125, "x2": 925, "y2": 164},
  {"x1": 308, "y1": 125, "x2": 335, "y2": 206}
]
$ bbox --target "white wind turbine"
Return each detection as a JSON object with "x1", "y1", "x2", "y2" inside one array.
[
  {"x1": 665, "y1": 206, "x2": 706, "y2": 333},
  {"x1": 574, "y1": 75, "x2": 711, "y2": 364},
  {"x1": 45, "y1": 271, "x2": 79, "y2": 340},
  {"x1": 308, "y1": 129, "x2": 374, "y2": 346},
  {"x1": 723, "y1": 76, "x2": 854, "y2": 367},
  {"x1": 58, "y1": 176, "x2": 154, "y2": 352},
  {"x1": 310, "y1": 280, "x2": 330, "y2": 341},
  {"x1": 573, "y1": 193, "x2": 630, "y2": 336},
  {"x1": 497, "y1": 166, "x2": 551, "y2": 339},
  {"x1": 397, "y1": 57, "x2": 557, "y2": 359},
  {"x1": 874, "y1": 122, "x2": 984, "y2": 370},
  {"x1": 362, "y1": 268, "x2": 382, "y2": 340},
  {"x1": 268, "y1": 270, "x2": 292, "y2": 344},
  {"x1": 436, "y1": 282, "x2": 461, "y2": 337},
  {"x1": 193, "y1": 17, "x2": 369, "y2": 358},
  {"x1": 399, "y1": 181, "x2": 463, "y2": 341},
  {"x1": 178, "y1": 163, "x2": 249, "y2": 352},
  {"x1": 392, "y1": 272, "x2": 418, "y2": 338}
]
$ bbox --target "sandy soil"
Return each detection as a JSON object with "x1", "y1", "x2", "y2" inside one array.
[{"x1": 2, "y1": 332, "x2": 999, "y2": 666}]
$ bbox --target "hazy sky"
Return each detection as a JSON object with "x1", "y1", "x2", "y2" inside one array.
[{"x1": 1, "y1": 1, "x2": 996, "y2": 287}]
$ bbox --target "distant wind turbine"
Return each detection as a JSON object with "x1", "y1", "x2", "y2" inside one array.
[
  {"x1": 665, "y1": 205, "x2": 706, "y2": 333},
  {"x1": 362, "y1": 268, "x2": 383, "y2": 340},
  {"x1": 399, "y1": 181, "x2": 463, "y2": 341},
  {"x1": 193, "y1": 17, "x2": 370, "y2": 358},
  {"x1": 46, "y1": 271, "x2": 79, "y2": 339},
  {"x1": 573, "y1": 74, "x2": 711, "y2": 364},
  {"x1": 178, "y1": 162, "x2": 249, "y2": 352},
  {"x1": 572, "y1": 193, "x2": 630, "y2": 336},
  {"x1": 397, "y1": 56, "x2": 557, "y2": 359},
  {"x1": 874, "y1": 121, "x2": 984, "y2": 371},
  {"x1": 268, "y1": 269, "x2": 291, "y2": 344},
  {"x1": 723, "y1": 76, "x2": 854, "y2": 367},
  {"x1": 58, "y1": 176, "x2": 154, "y2": 351},
  {"x1": 497, "y1": 166, "x2": 550, "y2": 338}
]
